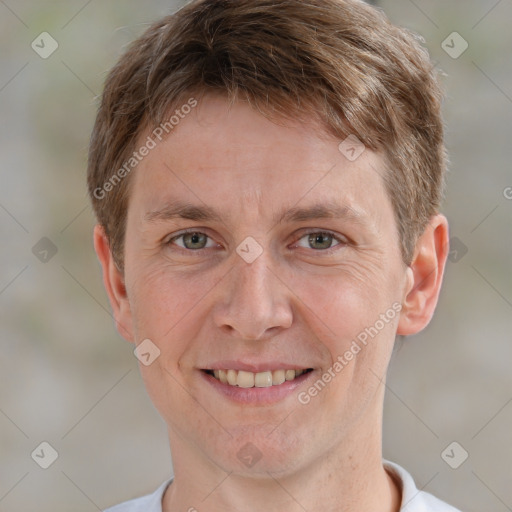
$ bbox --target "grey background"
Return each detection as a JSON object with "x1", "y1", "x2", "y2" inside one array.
[{"x1": 0, "y1": 1, "x2": 511, "y2": 511}]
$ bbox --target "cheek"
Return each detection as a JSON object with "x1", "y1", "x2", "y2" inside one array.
[
  {"x1": 289, "y1": 262, "x2": 395, "y2": 345},
  {"x1": 295, "y1": 269, "x2": 400, "y2": 426},
  {"x1": 126, "y1": 262, "x2": 211, "y2": 350},
  {"x1": 289, "y1": 263, "x2": 401, "y2": 403},
  {"x1": 127, "y1": 265, "x2": 208, "y2": 419}
]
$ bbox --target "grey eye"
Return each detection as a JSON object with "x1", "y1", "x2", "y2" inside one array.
[
  {"x1": 173, "y1": 232, "x2": 211, "y2": 250},
  {"x1": 296, "y1": 232, "x2": 341, "y2": 250}
]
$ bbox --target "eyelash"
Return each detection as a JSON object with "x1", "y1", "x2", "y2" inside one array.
[{"x1": 166, "y1": 228, "x2": 348, "y2": 255}]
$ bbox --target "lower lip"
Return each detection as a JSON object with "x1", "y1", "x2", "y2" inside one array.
[{"x1": 200, "y1": 370, "x2": 315, "y2": 405}]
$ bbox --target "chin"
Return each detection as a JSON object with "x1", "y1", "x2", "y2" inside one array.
[{"x1": 211, "y1": 425, "x2": 308, "y2": 477}]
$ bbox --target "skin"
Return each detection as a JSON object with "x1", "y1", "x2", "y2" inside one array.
[{"x1": 94, "y1": 94, "x2": 449, "y2": 512}]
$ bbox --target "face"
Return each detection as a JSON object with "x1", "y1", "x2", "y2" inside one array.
[{"x1": 96, "y1": 94, "x2": 445, "y2": 478}]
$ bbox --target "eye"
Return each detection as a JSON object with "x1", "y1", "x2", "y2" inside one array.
[
  {"x1": 168, "y1": 230, "x2": 217, "y2": 251},
  {"x1": 166, "y1": 229, "x2": 348, "y2": 254},
  {"x1": 294, "y1": 231, "x2": 346, "y2": 252}
]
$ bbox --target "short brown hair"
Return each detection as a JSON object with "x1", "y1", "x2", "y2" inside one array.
[{"x1": 87, "y1": 0, "x2": 447, "y2": 270}]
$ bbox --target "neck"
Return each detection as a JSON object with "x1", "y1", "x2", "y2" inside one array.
[{"x1": 162, "y1": 408, "x2": 401, "y2": 512}]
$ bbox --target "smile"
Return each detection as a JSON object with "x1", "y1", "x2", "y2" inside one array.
[{"x1": 204, "y1": 368, "x2": 314, "y2": 388}]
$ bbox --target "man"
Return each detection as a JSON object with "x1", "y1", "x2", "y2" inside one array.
[{"x1": 88, "y1": 0, "x2": 461, "y2": 510}]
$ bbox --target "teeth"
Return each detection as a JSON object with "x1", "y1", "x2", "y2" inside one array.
[
  {"x1": 227, "y1": 369, "x2": 237, "y2": 386},
  {"x1": 237, "y1": 370, "x2": 255, "y2": 388},
  {"x1": 211, "y1": 369, "x2": 308, "y2": 388},
  {"x1": 255, "y1": 371, "x2": 272, "y2": 387},
  {"x1": 272, "y1": 369, "x2": 285, "y2": 385}
]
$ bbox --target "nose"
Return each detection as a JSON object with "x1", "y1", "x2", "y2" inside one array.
[{"x1": 212, "y1": 249, "x2": 293, "y2": 340}]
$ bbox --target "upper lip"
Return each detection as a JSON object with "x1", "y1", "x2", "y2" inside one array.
[{"x1": 201, "y1": 360, "x2": 313, "y2": 373}]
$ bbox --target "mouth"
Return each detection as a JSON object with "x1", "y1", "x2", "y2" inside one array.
[{"x1": 202, "y1": 368, "x2": 314, "y2": 388}]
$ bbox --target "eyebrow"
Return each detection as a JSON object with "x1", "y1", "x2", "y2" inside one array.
[{"x1": 144, "y1": 199, "x2": 368, "y2": 226}]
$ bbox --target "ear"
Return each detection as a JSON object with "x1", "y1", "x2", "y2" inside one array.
[
  {"x1": 397, "y1": 214, "x2": 449, "y2": 336},
  {"x1": 93, "y1": 224, "x2": 135, "y2": 343}
]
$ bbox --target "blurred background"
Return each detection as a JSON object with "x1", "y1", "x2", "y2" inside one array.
[{"x1": 1, "y1": 1, "x2": 511, "y2": 511}]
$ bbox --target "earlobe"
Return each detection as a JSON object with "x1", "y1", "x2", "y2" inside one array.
[
  {"x1": 93, "y1": 225, "x2": 135, "y2": 343},
  {"x1": 397, "y1": 214, "x2": 449, "y2": 336}
]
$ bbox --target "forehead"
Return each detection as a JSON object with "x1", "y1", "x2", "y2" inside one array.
[{"x1": 129, "y1": 95, "x2": 392, "y2": 228}]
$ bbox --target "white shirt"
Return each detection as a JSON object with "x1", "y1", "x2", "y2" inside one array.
[{"x1": 104, "y1": 460, "x2": 462, "y2": 511}]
